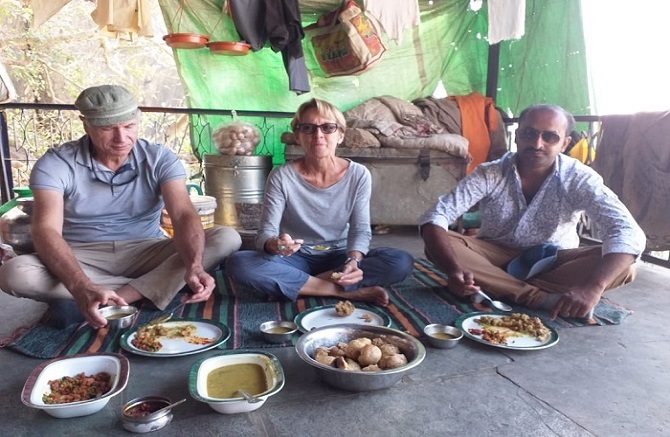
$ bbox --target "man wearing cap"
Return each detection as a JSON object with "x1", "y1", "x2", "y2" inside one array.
[
  {"x1": 419, "y1": 104, "x2": 646, "y2": 319},
  {"x1": 0, "y1": 85, "x2": 242, "y2": 329}
]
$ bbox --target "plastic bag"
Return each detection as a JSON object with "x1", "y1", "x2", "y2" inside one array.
[
  {"x1": 565, "y1": 130, "x2": 597, "y2": 166},
  {"x1": 0, "y1": 242, "x2": 17, "y2": 265},
  {"x1": 212, "y1": 111, "x2": 261, "y2": 156}
]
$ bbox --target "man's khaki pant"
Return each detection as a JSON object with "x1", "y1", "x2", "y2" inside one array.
[
  {"x1": 0, "y1": 226, "x2": 241, "y2": 310},
  {"x1": 427, "y1": 231, "x2": 636, "y2": 308}
]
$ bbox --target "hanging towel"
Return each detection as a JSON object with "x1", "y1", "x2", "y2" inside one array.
[
  {"x1": 593, "y1": 112, "x2": 670, "y2": 250},
  {"x1": 488, "y1": 0, "x2": 525, "y2": 44},
  {"x1": 91, "y1": 0, "x2": 154, "y2": 41},
  {"x1": 450, "y1": 92, "x2": 500, "y2": 174},
  {"x1": 363, "y1": 0, "x2": 420, "y2": 45}
]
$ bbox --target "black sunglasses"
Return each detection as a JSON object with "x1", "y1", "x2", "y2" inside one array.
[
  {"x1": 516, "y1": 127, "x2": 562, "y2": 145},
  {"x1": 90, "y1": 150, "x2": 139, "y2": 194},
  {"x1": 296, "y1": 123, "x2": 339, "y2": 135}
]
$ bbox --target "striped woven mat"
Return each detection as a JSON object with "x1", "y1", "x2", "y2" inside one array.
[{"x1": 3, "y1": 259, "x2": 631, "y2": 359}]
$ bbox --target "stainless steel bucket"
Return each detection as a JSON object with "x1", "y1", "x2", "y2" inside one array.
[
  {"x1": 203, "y1": 154, "x2": 271, "y2": 230},
  {"x1": 0, "y1": 197, "x2": 34, "y2": 254}
]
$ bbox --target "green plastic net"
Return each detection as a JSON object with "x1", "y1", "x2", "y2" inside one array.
[{"x1": 156, "y1": 0, "x2": 589, "y2": 161}]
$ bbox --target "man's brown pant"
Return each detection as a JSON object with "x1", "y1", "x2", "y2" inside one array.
[{"x1": 427, "y1": 231, "x2": 636, "y2": 308}]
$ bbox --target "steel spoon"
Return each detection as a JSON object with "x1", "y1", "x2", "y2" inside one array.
[
  {"x1": 148, "y1": 302, "x2": 186, "y2": 325},
  {"x1": 148, "y1": 398, "x2": 187, "y2": 417},
  {"x1": 476, "y1": 290, "x2": 513, "y2": 312},
  {"x1": 236, "y1": 389, "x2": 263, "y2": 404}
]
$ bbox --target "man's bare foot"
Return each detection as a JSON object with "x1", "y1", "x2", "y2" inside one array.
[{"x1": 345, "y1": 286, "x2": 389, "y2": 307}]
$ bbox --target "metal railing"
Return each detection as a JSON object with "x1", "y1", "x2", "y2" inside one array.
[
  {"x1": 1, "y1": 104, "x2": 667, "y2": 267},
  {"x1": 0, "y1": 103, "x2": 295, "y2": 204}
]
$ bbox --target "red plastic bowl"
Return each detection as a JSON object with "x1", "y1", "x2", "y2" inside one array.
[
  {"x1": 163, "y1": 33, "x2": 210, "y2": 49},
  {"x1": 207, "y1": 41, "x2": 251, "y2": 56}
]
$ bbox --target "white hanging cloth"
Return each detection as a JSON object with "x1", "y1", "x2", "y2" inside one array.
[
  {"x1": 91, "y1": 0, "x2": 154, "y2": 41},
  {"x1": 363, "y1": 0, "x2": 420, "y2": 45},
  {"x1": 0, "y1": 63, "x2": 17, "y2": 104},
  {"x1": 29, "y1": 0, "x2": 73, "y2": 29},
  {"x1": 488, "y1": 0, "x2": 526, "y2": 44}
]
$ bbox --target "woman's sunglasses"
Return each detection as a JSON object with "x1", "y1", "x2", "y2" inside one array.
[{"x1": 296, "y1": 123, "x2": 339, "y2": 135}]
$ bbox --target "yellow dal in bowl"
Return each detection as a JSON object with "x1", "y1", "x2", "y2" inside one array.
[{"x1": 206, "y1": 363, "x2": 267, "y2": 398}]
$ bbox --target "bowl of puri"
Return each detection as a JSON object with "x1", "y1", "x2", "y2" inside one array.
[
  {"x1": 423, "y1": 324, "x2": 463, "y2": 349},
  {"x1": 295, "y1": 324, "x2": 426, "y2": 392},
  {"x1": 189, "y1": 351, "x2": 285, "y2": 414},
  {"x1": 259, "y1": 320, "x2": 299, "y2": 344},
  {"x1": 21, "y1": 353, "x2": 129, "y2": 418},
  {"x1": 99, "y1": 305, "x2": 138, "y2": 329}
]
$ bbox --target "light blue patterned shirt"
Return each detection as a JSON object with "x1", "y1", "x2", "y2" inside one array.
[{"x1": 419, "y1": 152, "x2": 646, "y2": 255}]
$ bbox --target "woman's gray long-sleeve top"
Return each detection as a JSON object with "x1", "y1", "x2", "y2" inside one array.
[{"x1": 255, "y1": 160, "x2": 372, "y2": 255}]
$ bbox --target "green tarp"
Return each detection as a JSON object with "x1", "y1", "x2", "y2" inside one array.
[{"x1": 157, "y1": 0, "x2": 589, "y2": 159}]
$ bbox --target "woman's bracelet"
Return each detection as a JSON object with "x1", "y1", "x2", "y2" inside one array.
[{"x1": 344, "y1": 257, "x2": 361, "y2": 267}]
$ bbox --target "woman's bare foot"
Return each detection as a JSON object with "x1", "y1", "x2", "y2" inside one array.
[
  {"x1": 345, "y1": 286, "x2": 389, "y2": 307},
  {"x1": 298, "y1": 277, "x2": 389, "y2": 306}
]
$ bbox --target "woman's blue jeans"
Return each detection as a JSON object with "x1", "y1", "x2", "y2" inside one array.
[{"x1": 225, "y1": 247, "x2": 414, "y2": 300}]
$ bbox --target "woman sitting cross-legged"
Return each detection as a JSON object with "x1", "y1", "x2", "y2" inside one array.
[{"x1": 225, "y1": 98, "x2": 414, "y2": 306}]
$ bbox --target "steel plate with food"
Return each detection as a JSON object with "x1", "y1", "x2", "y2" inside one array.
[
  {"x1": 120, "y1": 318, "x2": 230, "y2": 357},
  {"x1": 455, "y1": 312, "x2": 559, "y2": 350},
  {"x1": 294, "y1": 304, "x2": 391, "y2": 333}
]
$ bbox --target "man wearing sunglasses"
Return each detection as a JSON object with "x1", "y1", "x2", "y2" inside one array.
[
  {"x1": 419, "y1": 104, "x2": 645, "y2": 320},
  {"x1": 0, "y1": 85, "x2": 241, "y2": 329}
]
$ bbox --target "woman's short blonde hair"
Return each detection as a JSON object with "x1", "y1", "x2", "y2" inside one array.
[{"x1": 290, "y1": 98, "x2": 347, "y2": 133}]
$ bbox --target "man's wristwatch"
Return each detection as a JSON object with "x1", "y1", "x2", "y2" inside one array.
[{"x1": 344, "y1": 257, "x2": 361, "y2": 267}]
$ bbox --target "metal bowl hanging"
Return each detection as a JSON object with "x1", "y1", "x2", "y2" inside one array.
[{"x1": 207, "y1": 40, "x2": 250, "y2": 56}]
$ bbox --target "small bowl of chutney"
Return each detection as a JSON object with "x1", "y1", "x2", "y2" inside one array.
[
  {"x1": 259, "y1": 320, "x2": 299, "y2": 344},
  {"x1": 122, "y1": 395, "x2": 173, "y2": 433},
  {"x1": 423, "y1": 324, "x2": 463, "y2": 349}
]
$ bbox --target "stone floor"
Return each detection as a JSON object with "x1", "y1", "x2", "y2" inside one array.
[{"x1": 1, "y1": 226, "x2": 669, "y2": 436}]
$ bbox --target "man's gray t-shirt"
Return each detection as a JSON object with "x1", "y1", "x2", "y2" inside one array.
[
  {"x1": 256, "y1": 160, "x2": 372, "y2": 255},
  {"x1": 30, "y1": 136, "x2": 185, "y2": 242}
]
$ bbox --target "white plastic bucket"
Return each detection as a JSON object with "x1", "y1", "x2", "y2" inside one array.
[{"x1": 161, "y1": 195, "x2": 217, "y2": 237}]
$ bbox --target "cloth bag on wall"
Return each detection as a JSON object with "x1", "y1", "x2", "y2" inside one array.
[{"x1": 305, "y1": 0, "x2": 386, "y2": 77}]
